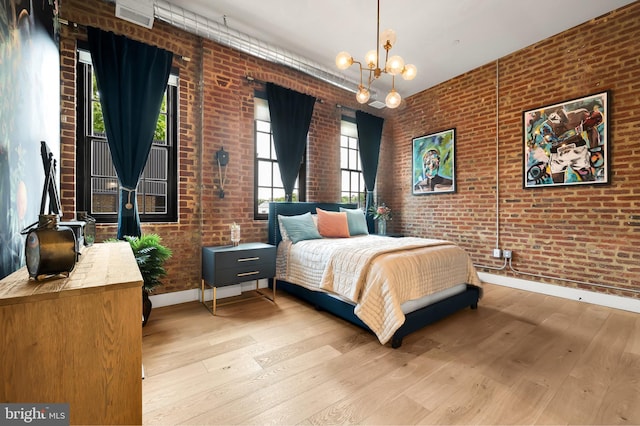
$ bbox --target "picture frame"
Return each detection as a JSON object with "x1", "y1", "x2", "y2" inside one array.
[
  {"x1": 523, "y1": 91, "x2": 609, "y2": 189},
  {"x1": 412, "y1": 128, "x2": 456, "y2": 195}
]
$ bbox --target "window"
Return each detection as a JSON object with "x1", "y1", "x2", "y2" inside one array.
[
  {"x1": 340, "y1": 117, "x2": 365, "y2": 207},
  {"x1": 254, "y1": 96, "x2": 306, "y2": 219},
  {"x1": 76, "y1": 48, "x2": 178, "y2": 223}
]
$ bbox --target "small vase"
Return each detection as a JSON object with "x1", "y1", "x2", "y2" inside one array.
[
  {"x1": 377, "y1": 219, "x2": 387, "y2": 235},
  {"x1": 230, "y1": 223, "x2": 241, "y2": 246}
]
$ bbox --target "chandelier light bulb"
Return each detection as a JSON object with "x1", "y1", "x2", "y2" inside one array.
[
  {"x1": 385, "y1": 89, "x2": 401, "y2": 109},
  {"x1": 335, "y1": 51, "x2": 353, "y2": 70},
  {"x1": 356, "y1": 86, "x2": 371, "y2": 104},
  {"x1": 401, "y1": 64, "x2": 417, "y2": 80},
  {"x1": 379, "y1": 28, "x2": 396, "y2": 49},
  {"x1": 386, "y1": 55, "x2": 405, "y2": 75},
  {"x1": 364, "y1": 50, "x2": 377, "y2": 69}
]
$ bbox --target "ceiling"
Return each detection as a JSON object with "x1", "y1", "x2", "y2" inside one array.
[{"x1": 159, "y1": 0, "x2": 635, "y2": 104}]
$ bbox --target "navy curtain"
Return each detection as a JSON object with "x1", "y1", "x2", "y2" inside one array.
[
  {"x1": 356, "y1": 110, "x2": 384, "y2": 233},
  {"x1": 266, "y1": 83, "x2": 316, "y2": 201},
  {"x1": 87, "y1": 27, "x2": 173, "y2": 239}
]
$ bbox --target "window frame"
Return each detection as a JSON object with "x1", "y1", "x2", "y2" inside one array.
[
  {"x1": 253, "y1": 94, "x2": 306, "y2": 220},
  {"x1": 75, "y1": 46, "x2": 178, "y2": 224},
  {"x1": 340, "y1": 116, "x2": 365, "y2": 208}
]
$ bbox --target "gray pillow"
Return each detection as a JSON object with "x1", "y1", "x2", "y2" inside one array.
[
  {"x1": 340, "y1": 207, "x2": 369, "y2": 236},
  {"x1": 278, "y1": 213, "x2": 322, "y2": 243}
]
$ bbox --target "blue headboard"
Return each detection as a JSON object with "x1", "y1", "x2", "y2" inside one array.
[{"x1": 268, "y1": 202, "x2": 358, "y2": 245}]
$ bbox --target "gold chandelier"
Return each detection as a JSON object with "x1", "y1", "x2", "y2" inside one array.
[{"x1": 335, "y1": 0, "x2": 417, "y2": 109}]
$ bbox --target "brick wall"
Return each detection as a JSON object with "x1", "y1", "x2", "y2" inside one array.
[
  {"x1": 58, "y1": 0, "x2": 387, "y2": 294},
  {"x1": 59, "y1": 0, "x2": 639, "y2": 298},
  {"x1": 383, "y1": 3, "x2": 640, "y2": 297}
]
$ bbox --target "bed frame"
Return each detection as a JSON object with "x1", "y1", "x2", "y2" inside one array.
[{"x1": 268, "y1": 202, "x2": 481, "y2": 348}]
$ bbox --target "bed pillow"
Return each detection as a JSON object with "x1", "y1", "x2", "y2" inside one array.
[
  {"x1": 316, "y1": 208, "x2": 351, "y2": 238},
  {"x1": 340, "y1": 207, "x2": 369, "y2": 236},
  {"x1": 278, "y1": 213, "x2": 322, "y2": 243}
]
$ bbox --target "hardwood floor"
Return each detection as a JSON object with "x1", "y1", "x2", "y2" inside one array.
[{"x1": 142, "y1": 284, "x2": 640, "y2": 425}]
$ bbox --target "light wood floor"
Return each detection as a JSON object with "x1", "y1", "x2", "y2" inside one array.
[{"x1": 142, "y1": 284, "x2": 640, "y2": 425}]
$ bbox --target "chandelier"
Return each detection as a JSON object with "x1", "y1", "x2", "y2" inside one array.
[{"x1": 335, "y1": 0, "x2": 417, "y2": 109}]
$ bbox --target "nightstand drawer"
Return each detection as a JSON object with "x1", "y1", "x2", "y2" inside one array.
[{"x1": 202, "y1": 243, "x2": 276, "y2": 287}]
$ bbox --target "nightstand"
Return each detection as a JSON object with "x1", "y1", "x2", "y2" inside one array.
[{"x1": 201, "y1": 242, "x2": 276, "y2": 315}]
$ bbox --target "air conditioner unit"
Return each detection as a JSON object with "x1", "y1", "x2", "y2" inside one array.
[{"x1": 115, "y1": 0, "x2": 155, "y2": 29}]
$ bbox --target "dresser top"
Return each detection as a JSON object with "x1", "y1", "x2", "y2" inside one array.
[{"x1": 0, "y1": 242, "x2": 143, "y2": 306}]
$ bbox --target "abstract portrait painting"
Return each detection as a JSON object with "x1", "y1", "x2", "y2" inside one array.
[{"x1": 412, "y1": 128, "x2": 455, "y2": 195}]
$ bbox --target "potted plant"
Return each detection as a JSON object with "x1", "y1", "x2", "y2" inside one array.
[{"x1": 119, "y1": 234, "x2": 172, "y2": 326}]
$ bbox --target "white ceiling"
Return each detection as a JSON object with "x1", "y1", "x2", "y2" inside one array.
[{"x1": 160, "y1": 0, "x2": 635, "y2": 102}]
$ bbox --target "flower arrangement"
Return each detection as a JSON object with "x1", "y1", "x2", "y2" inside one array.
[{"x1": 369, "y1": 203, "x2": 392, "y2": 221}]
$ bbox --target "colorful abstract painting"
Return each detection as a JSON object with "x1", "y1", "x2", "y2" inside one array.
[{"x1": 523, "y1": 91, "x2": 609, "y2": 188}]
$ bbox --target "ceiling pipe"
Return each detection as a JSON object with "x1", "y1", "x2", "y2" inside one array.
[{"x1": 152, "y1": 0, "x2": 377, "y2": 99}]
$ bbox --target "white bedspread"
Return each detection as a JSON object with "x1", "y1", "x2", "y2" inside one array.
[{"x1": 276, "y1": 235, "x2": 481, "y2": 344}]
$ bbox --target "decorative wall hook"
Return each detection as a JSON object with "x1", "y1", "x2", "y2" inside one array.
[{"x1": 216, "y1": 147, "x2": 229, "y2": 198}]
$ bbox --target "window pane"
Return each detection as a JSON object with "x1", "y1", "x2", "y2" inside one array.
[
  {"x1": 349, "y1": 149, "x2": 358, "y2": 169},
  {"x1": 154, "y1": 112, "x2": 167, "y2": 143},
  {"x1": 92, "y1": 100, "x2": 106, "y2": 137},
  {"x1": 342, "y1": 170, "x2": 349, "y2": 190},
  {"x1": 273, "y1": 188, "x2": 286, "y2": 202},
  {"x1": 256, "y1": 132, "x2": 271, "y2": 159},
  {"x1": 256, "y1": 120, "x2": 270, "y2": 133},
  {"x1": 273, "y1": 163, "x2": 283, "y2": 188},
  {"x1": 91, "y1": 140, "x2": 116, "y2": 177},
  {"x1": 340, "y1": 147, "x2": 348, "y2": 169},
  {"x1": 257, "y1": 160, "x2": 272, "y2": 186},
  {"x1": 91, "y1": 177, "x2": 118, "y2": 214},
  {"x1": 136, "y1": 178, "x2": 168, "y2": 215},
  {"x1": 351, "y1": 171, "x2": 360, "y2": 192},
  {"x1": 349, "y1": 136, "x2": 358, "y2": 150},
  {"x1": 143, "y1": 147, "x2": 168, "y2": 180}
]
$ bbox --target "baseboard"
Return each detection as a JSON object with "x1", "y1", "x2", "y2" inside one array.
[
  {"x1": 149, "y1": 279, "x2": 269, "y2": 308},
  {"x1": 151, "y1": 275, "x2": 640, "y2": 314},
  {"x1": 479, "y1": 272, "x2": 640, "y2": 314}
]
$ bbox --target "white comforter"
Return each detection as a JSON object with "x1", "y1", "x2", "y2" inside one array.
[{"x1": 276, "y1": 235, "x2": 481, "y2": 344}]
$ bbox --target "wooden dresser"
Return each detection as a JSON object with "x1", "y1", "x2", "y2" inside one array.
[{"x1": 0, "y1": 242, "x2": 143, "y2": 425}]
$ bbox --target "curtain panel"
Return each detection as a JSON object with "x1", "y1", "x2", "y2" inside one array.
[
  {"x1": 356, "y1": 110, "x2": 384, "y2": 233},
  {"x1": 265, "y1": 83, "x2": 316, "y2": 201},
  {"x1": 87, "y1": 27, "x2": 173, "y2": 238}
]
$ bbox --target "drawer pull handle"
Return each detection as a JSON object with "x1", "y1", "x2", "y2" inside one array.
[
  {"x1": 237, "y1": 271, "x2": 259, "y2": 277},
  {"x1": 238, "y1": 257, "x2": 259, "y2": 262}
]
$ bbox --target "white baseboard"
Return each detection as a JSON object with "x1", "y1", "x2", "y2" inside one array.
[
  {"x1": 149, "y1": 279, "x2": 269, "y2": 308},
  {"x1": 151, "y1": 275, "x2": 640, "y2": 315},
  {"x1": 479, "y1": 272, "x2": 640, "y2": 314}
]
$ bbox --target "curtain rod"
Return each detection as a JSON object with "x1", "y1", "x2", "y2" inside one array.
[
  {"x1": 245, "y1": 75, "x2": 323, "y2": 103},
  {"x1": 58, "y1": 18, "x2": 191, "y2": 62}
]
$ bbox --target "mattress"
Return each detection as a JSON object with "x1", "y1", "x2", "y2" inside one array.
[{"x1": 276, "y1": 235, "x2": 481, "y2": 343}]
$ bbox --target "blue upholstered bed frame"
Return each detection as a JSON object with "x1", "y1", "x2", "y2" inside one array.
[{"x1": 268, "y1": 202, "x2": 481, "y2": 348}]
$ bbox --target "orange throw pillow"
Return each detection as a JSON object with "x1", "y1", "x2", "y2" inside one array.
[{"x1": 316, "y1": 208, "x2": 351, "y2": 238}]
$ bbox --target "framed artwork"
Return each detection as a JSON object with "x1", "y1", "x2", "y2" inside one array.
[
  {"x1": 523, "y1": 91, "x2": 609, "y2": 188},
  {"x1": 412, "y1": 128, "x2": 456, "y2": 195}
]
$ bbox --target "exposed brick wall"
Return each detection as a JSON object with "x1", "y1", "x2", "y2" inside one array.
[
  {"x1": 58, "y1": 0, "x2": 387, "y2": 294},
  {"x1": 384, "y1": 3, "x2": 640, "y2": 297},
  {"x1": 59, "y1": 0, "x2": 639, "y2": 299}
]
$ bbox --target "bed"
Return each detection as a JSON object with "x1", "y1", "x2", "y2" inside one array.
[{"x1": 268, "y1": 201, "x2": 482, "y2": 348}]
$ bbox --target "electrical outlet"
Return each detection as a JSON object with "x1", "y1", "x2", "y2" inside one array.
[
  {"x1": 492, "y1": 248, "x2": 502, "y2": 258},
  {"x1": 503, "y1": 250, "x2": 512, "y2": 259}
]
